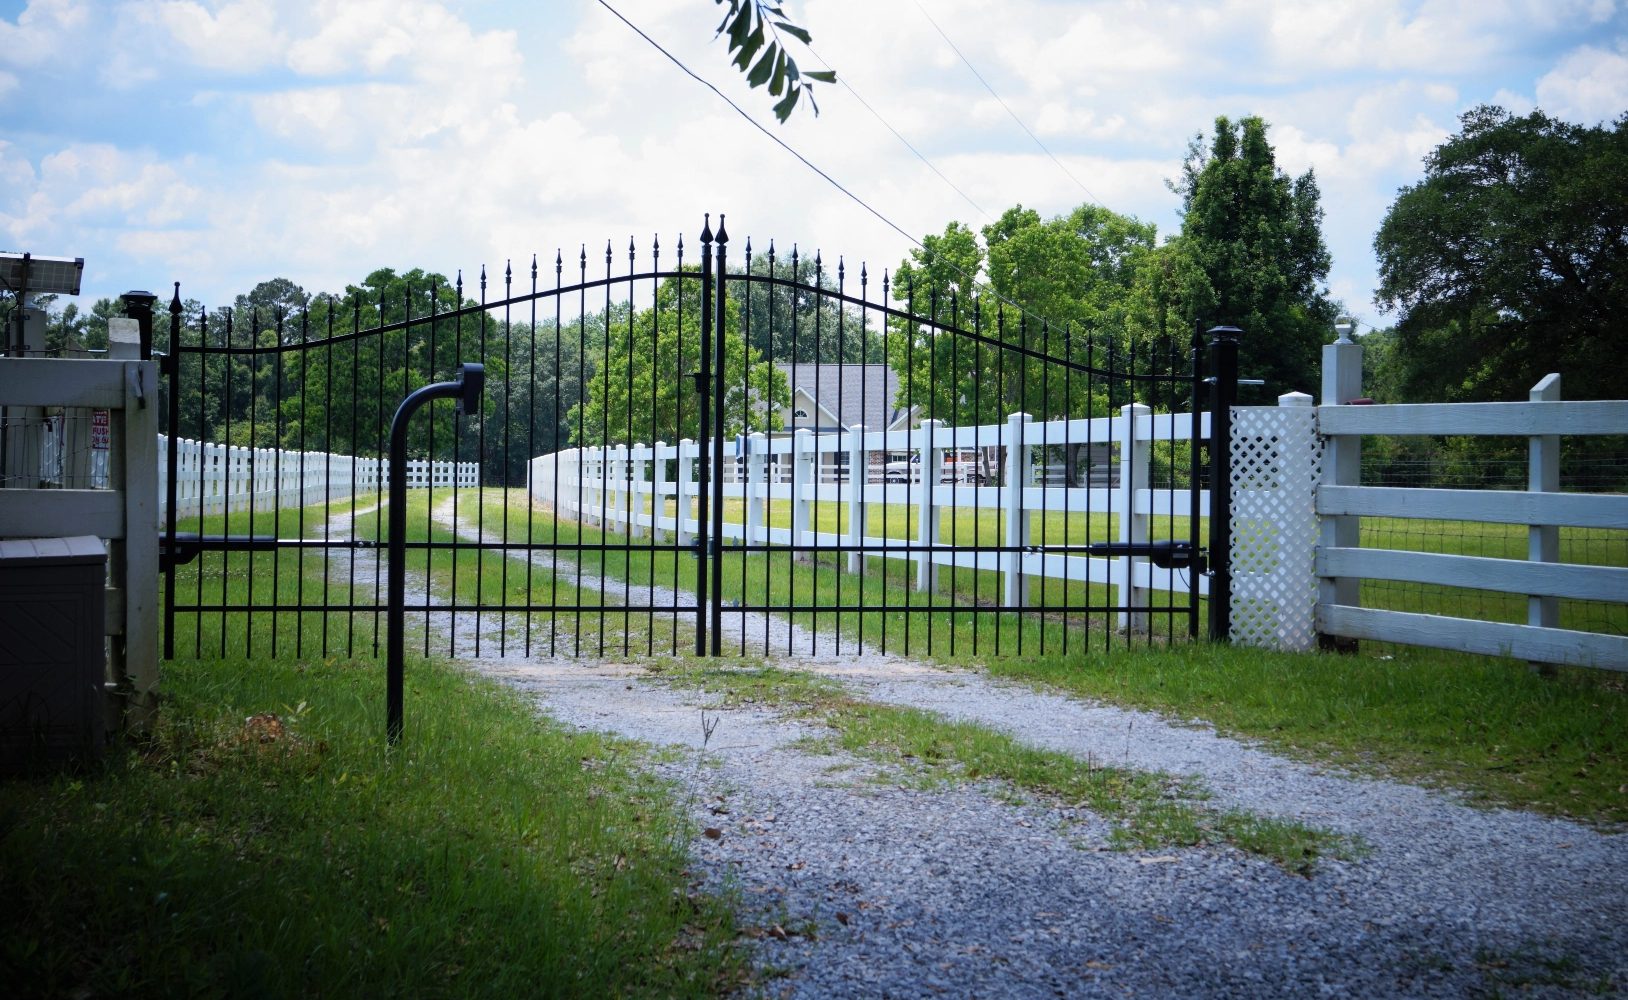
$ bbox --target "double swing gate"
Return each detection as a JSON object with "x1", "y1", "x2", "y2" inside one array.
[{"x1": 161, "y1": 215, "x2": 1218, "y2": 663}]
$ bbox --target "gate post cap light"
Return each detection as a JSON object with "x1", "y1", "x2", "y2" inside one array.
[
  {"x1": 1333, "y1": 316, "x2": 1356, "y2": 344},
  {"x1": 1206, "y1": 324, "x2": 1242, "y2": 344}
]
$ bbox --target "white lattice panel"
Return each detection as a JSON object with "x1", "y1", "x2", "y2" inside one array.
[{"x1": 1229, "y1": 405, "x2": 1322, "y2": 650}]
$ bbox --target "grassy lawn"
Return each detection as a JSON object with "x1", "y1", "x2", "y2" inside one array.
[
  {"x1": 163, "y1": 488, "x2": 1626, "y2": 830},
  {"x1": 0, "y1": 656, "x2": 742, "y2": 998}
]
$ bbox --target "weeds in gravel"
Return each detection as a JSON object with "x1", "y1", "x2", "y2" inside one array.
[
  {"x1": 0, "y1": 657, "x2": 743, "y2": 998},
  {"x1": 652, "y1": 663, "x2": 1361, "y2": 874}
]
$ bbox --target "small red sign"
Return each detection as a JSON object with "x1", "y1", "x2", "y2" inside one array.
[{"x1": 91, "y1": 409, "x2": 110, "y2": 451}]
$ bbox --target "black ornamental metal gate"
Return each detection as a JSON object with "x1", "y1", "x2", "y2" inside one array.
[{"x1": 161, "y1": 215, "x2": 1215, "y2": 663}]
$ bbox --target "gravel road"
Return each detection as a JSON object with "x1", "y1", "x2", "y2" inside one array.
[{"x1": 363, "y1": 496, "x2": 1628, "y2": 997}]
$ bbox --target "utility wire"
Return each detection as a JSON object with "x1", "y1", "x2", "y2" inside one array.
[
  {"x1": 595, "y1": 0, "x2": 1073, "y2": 332},
  {"x1": 910, "y1": 0, "x2": 1106, "y2": 210},
  {"x1": 805, "y1": 42, "x2": 994, "y2": 225}
]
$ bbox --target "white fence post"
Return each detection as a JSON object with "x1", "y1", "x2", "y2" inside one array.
[
  {"x1": 747, "y1": 432, "x2": 767, "y2": 549},
  {"x1": 791, "y1": 428, "x2": 812, "y2": 562},
  {"x1": 1528, "y1": 373, "x2": 1562, "y2": 671},
  {"x1": 847, "y1": 424, "x2": 868, "y2": 574},
  {"x1": 1318, "y1": 335, "x2": 1365, "y2": 650},
  {"x1": 916, "y1": 418, "x2": 944, "y2": 592},
  {"x1": 627, "y1": 444, "x2": 645, "y2": 539},
  {"x1": 1004, "y1": 412, "x2": 1032, "y2": 608},
  {"x1": 676, "y1": 438, "x2": 694, "y2": 550},
  {"x1": 1230, "y1": 392, "x2": 1321, "y2": 650},
  {"x1": 651, "y1": 440, "x2": 669, "y2": 542},
  {"x1": 1117, "y1": 403, "x2": 1150, "y2": 632}
]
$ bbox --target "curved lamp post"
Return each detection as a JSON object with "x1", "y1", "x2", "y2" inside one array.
[{"x1": 387, "y1": 363, "x2": 483, "y2": 744}]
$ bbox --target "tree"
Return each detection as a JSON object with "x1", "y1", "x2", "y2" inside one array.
[
  {"x1": 1374, "y1": 105, "x2": 1628, "y2": 401},
  {"x1": 736, "y1": 246, "x2": 880, "y2": 364},
  {"x1": 573, "y1": 268, "x2": 788, "y2": 446},
  {"x1": 1168, "y1": 115, "x2": 1338, "y2": 398},
  {"x1": 711, "y1": 1, "x2": 835, "y2": 121}
]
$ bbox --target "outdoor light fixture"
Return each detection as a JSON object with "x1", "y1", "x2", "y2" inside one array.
[
  {"x1": 0, "y1": 252, "x2": 85, "y2": 297},
  {"x1": 1334, "y1": 316, "x2": 1356, "y2": 344}
]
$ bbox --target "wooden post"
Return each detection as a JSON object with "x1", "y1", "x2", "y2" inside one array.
[
  {"x1": 847, "y1": 424, "x2": 868, "y2": 574},
  {"x1": 1118, "y1": 403, "x2": 1150, "y2": 632},
  {"x1": 1528, "y1": 373, "x2": 1562, "y2": 674},
  {"x1": 1004, "y1": 412, "x2": 1032, "y2": 608},
  {"x1": 916, "y1": 419, "x2": 944, "y2": 592},
  {"x1": 1318, "y1": 335, "x2": 1364, "y2": 652}
]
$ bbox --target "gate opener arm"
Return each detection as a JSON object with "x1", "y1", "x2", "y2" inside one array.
[{"x1": 1076, "y1": 540, "x2": 1206, "y2": 572}]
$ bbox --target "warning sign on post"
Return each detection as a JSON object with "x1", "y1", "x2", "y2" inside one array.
[{"x1": 91, "y1": 410, "x2": 110, "y2": 451}]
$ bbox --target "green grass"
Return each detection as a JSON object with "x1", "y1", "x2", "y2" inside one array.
[
  {"x1": 164, "y1": 489, "x2": 1627, "y2": 828},
  {"x1": 982, "y1": 642, "x2": 1628, "y2": 827},
  {"x1": 648, "y1": 662, "x2": 1361, "y2": 875},
  {"x1": 0, "y1": 656, "x2": 744, "y2": 998}
]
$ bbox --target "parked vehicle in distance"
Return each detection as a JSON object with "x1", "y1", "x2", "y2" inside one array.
[{"x1": 883, "y1": 450, "x2": 986, "y2": 484}]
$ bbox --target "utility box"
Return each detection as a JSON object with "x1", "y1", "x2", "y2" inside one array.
[{"x1": 0, "y1": 536, "x2": 107, "y2": 769}]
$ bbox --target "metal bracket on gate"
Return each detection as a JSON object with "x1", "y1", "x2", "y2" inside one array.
[{"x1": 159, "y1": 531, "x2": 277, "y2": 572}]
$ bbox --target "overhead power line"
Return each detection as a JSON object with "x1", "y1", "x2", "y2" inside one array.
[
  {"x1": 594, "y1": 0, "x2": 1071, "y2": 331},
  {"x1": 910, "y1": 0, "x2": 1107, "y2": 210}
]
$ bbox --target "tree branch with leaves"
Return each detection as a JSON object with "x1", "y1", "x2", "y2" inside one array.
[{"x1": 713, "y1": 1, "x2": 836, "y2": 121}]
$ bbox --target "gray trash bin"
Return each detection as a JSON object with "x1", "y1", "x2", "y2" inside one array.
[{"x1": 0, "y1": 535, "x2": 108, "y2": 769}]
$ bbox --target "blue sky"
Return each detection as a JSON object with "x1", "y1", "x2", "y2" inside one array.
[{"x1": 2, "y1": 0, "x2": 1624, "y2": 341}]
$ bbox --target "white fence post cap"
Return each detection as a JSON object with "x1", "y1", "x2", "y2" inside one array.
[{"x1": 1278, "y1": 391, "x2": 1313, "y2": 407}]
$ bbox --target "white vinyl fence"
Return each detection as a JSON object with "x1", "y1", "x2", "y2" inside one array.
[
  {"x1": 1311, "y1": 357, "x2": 1628, "y2": 670},
  {"x1": 528, "y1": 405, "x2": 1212, "y2": 628},
  {"x1": 159, "y1": 435, "x2": 477, "y2": 517}
]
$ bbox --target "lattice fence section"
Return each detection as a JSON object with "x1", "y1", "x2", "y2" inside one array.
[{"x1": 1229, "y1": 402, "x2": 1323, "y2": 650}]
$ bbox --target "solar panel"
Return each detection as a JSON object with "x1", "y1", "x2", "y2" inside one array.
[{"x1": 0, "y1": 253, "x2": 85, "y2": 296}]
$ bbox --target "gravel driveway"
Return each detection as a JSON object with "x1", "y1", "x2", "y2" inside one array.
[{"x1": 375, "y1": 496, "x2": 1628, "y2": 997}]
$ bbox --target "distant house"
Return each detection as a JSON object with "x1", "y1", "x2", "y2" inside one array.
[
  {"x1": 771, "y1": 363, "x2": 917, "y2": 480},
  {"x1": 775, "y1": 363, "x2": 916, "y2": 436}
]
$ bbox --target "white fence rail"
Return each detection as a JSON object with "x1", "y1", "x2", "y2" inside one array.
[
  {"x1": 158, "y1": 436, "x2": 477, "y2": 517},
  {"x1": 528, "y1": 406, "x2": 1212, "y2": 625},
  {"x1": 1313, "y1": 355, "x2": 1628, "y2": 670}
]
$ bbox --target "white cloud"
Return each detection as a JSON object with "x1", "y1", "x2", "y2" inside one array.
[
  {"x1": 0, "y1": 0, "x2": 89, "y2": 69},
  {"x1": 1536, "y1": 41, "x2": 1628, "y2": 123},
  {"x1": 151, "y1": 0, "x2": 288, "y2": 71}
]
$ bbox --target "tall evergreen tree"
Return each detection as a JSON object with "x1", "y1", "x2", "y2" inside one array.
[{"x1": 1170, "y1": 115, "x2": 1338, "y2": 398}]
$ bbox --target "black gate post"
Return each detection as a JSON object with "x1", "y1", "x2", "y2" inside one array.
[
  {"x1": 709, "y1": 217, "x2": 729, "y2": 656},
  {"x1": 387, "y1": 363, "x2": 482, "y2": 744},
  {"x1": 161, "y1": 285, "x2": 182, "y2": 660},
  {"x1": 1207, "y1": 325, "x2": 1241, "y2": 642},
  {"x1": 695, "y1": 217, "x2": 714, "y2": 656}
]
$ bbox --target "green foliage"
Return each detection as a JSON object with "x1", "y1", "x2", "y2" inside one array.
[
  {"x1": 712, "y1": 1, "x2": 835, "y2": 122},
  {"x1": 738, "y1": 247, "x2": 880, "y2": 363},
  {"x1": 571, "y1": 269, "x2": 789, "y2": 445},
  {"x1": 1374, "y1": 105, "x2": 1628, "y2": 402},
  {"x1": 1164, "y1": 115, "x2": 1338, "y2": 398}
]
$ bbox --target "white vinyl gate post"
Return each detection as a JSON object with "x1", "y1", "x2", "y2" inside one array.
[
  {"x1": 1318, "y1": 335, "x2": 1364, "y2": 649},
  {"x1": 1528, "y1": 373, "x2": 1562, "y2": 671},
  {"x1": 791, "y1": 428, "x2": 813, "y2": 562},
  {"x1": 1004, "y1": 412, "x2": 1032, "y2": 608},
  {"x1": 847, "y1": 424, "x2": 868, "y2": 574},
  {"x1": 1117, "y1": 403, "x2": 1150, "y2": 632},
  {"x1": 746, "y1": 432, "x2": 767, "y2": 549},
  {"x1": 628, "y1": 444, "x2": 646, "y2": 540},
  {"x1": 916, "y1": 419, "x2": 944, "y2": 592},
  {"x1": 651, "y1": 441, "x2": 669, "y2": 542},
  {"x1": 676, "y1": 439, "x2": 694, "y2": 550}
]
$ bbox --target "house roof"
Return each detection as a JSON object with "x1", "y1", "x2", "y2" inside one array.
[{"x1": 777, "y1": 363, "x2": 912, "y2": 431}]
